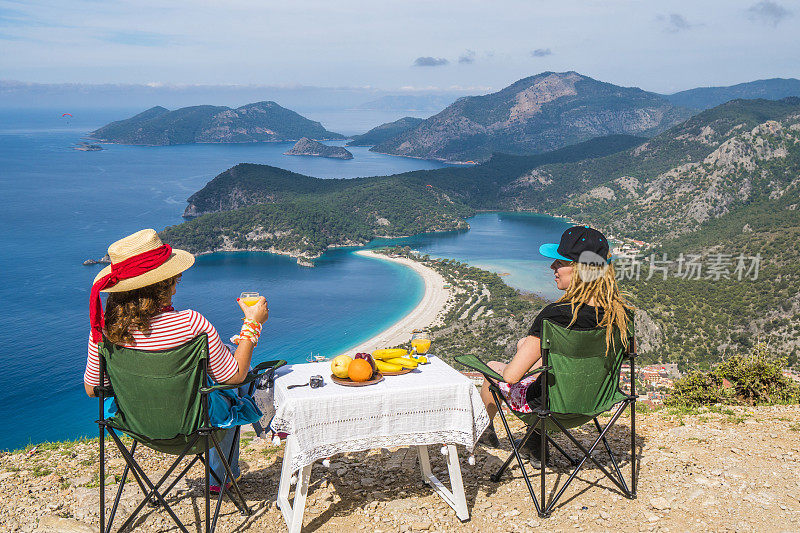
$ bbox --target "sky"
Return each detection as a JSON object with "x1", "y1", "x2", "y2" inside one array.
[{"x1": 0, "y1": 0, "x2": 797, "y2": 94}]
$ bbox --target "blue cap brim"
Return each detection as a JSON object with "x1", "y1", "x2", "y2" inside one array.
[{"x1": 539, "y1": 243, "x2": 571, "y2": 261}]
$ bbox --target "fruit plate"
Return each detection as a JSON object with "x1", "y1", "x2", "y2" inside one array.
[
  {"x1": 380, "y1": 368, "x2": 413, "y2": 376},
  {"x1": 330, "y1": 372, "x2": 384, "y2": 387}
]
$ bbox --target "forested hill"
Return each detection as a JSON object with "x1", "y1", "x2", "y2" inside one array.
[
  {"x1": 514, "y1": 97, "x2": 800, "y2": 242},
  {"x1": 346, "y1": 117, "x2": 423, "y2": 146},
  {"x1": 371, "y1": 71, "x2": 691, "y2": 162},
  {"x1": 161, "y1": 133, "x2": 642, "y2": 261},
  {"x1": 90, "y1": 101, "x2": 344, "y2": 145},
  {"x1": 664, "y1": 78, "x2": 800, "y2": 110},
  {"x1": 180, "y1": 133, "x2": 645, "y2": 219}
]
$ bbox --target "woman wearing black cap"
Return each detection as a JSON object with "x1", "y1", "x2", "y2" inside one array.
[{"x1": 479, "y1": 225, "x2": 634, "y2": 452}]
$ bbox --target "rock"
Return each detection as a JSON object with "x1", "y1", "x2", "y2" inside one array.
[
  {"x1": 72, "y1": 475, "x2": 92, "y2": 486},
  {"x1": 361, "y1": 477, "x2": 376, "y2": 487},
  {"x1": 649, "y1": 496, "x2": 671, "y2": 511},
  {"x1": 410, "y1": 521, "x2": 432, "y2": 531},
  {"x1": 36, "y1": 516, "x2": 94, "y2": 532}
]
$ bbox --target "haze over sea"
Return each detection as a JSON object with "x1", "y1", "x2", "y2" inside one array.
[{"x1": 0, "y1": 109, "x2": 570, "y2": 450}]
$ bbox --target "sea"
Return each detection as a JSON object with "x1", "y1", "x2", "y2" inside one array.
[{"x1": 0, "y1": 108, "x2": 571, "y2": 450}]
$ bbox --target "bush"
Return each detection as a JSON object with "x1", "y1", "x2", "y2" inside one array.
[{"x1": 666, "y1": 343, "x2": 800, "y2": 408}]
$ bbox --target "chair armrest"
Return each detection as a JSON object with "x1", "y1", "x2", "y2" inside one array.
[
  {"x1": 94, "y1": 385, "x2": 114, "y2": 397},
  {"x1": 201, "y1": 359, "x2": 287, "y2": 394},
  {"x1": 454, "y1": 354, "x2": 548, "y2": 384}
]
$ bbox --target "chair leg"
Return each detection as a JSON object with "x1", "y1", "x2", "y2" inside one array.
[
  {"x1": 105, "y1": 440, "x2": 137, "y2": 533},
  {"x1": 545, "y1": 434, "x2": 578, "y2": 466},
  {"x1": 593, "y1": 417, "x2": 631, "y2": 496},
  {"x1": 539, "y1": 417, "x2": 547, "y2": 518},
  {"x1": 489, "y1": 389, "x2": 542, "y2": 515},
  {"x1": 491, "y1": 423, "x2": 539, "y2": 482},
  {"x1": 99, "y1": 423, "x2": 104, "y2": 533},
  {"x1": 209, "y1": 431, "x2": 251, "y2": 516},
  {"x1": 108, "y1": 429, "x2": 193, "y2": 533},
  {"x1": 205, "y1": 435, "x2": 211, "y2": 533},
  {"x1": 630, "y1": 399, "x2": 637, "y2": 498},
  {"x1": 542, "y1": 405, "x2": 630, "y2": 515}
]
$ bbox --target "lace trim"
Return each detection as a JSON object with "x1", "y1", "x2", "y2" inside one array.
[{"x1": 280, "y1": 429, "x2": 483, "y2": 473}]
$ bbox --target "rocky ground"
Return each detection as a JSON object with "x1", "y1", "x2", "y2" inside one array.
[{"x1": 2, "y1": 405, "x2": 800, "y2": 532}]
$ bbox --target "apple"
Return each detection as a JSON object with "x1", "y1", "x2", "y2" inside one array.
[
  {"x1": 354, "y1": 353, "x2": 376, "y2": 373},
  {"x1": 331, "y1": 355, "x2": 352, "y2": 379}
]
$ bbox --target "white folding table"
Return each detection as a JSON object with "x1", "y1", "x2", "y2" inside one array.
[{"x1": 265, "y1": 356, "x2": 489, "y2": 533}]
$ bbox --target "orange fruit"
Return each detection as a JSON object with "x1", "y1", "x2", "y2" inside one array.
[{"x1": 348, "y1": 358, "x2": 373, "y2": 382}]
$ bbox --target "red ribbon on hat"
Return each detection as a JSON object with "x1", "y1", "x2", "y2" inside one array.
[{"x1": 89, "y1": 244, "x2": 172, "y2": 342}]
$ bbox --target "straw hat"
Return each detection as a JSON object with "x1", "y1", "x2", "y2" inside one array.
[{"x1": 93, "y1": 229, "x2": 195, "y2": 292}]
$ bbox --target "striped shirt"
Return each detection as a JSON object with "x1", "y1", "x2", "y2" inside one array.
[{"x1": 84, "y1": 309, "x2": 238, "y2": 387}]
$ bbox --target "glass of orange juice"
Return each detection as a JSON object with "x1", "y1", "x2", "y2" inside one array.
[
  {"x1": 240, "y1": 292, "x2": 260, "y2": 307},
  {"x1": 410, "y1": 330, "x2": 431, "y2": 355}
]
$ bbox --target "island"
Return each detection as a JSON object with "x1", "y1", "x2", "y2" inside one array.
[
  {"x1": 74, "y1": 142, "x2": 104, "y2": 151},
  {"x1": 283, "y1": 137, "x2": 353, "y2": 160},
  {"x1": 89, "y1": 101, "x2": 344, "y2": 145}
]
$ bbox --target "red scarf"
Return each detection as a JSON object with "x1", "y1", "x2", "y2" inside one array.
[{"x1": 89, "y1": 244, "x2": 172, "y2": 342}]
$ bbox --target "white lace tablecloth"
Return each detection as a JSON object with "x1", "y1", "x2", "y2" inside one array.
[{"x1": 266, "y1": 356, "x2": 490, "y2": 473}]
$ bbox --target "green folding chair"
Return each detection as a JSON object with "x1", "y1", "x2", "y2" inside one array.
[
  {"x1": 455, "y1": 318, "x2": 637, "y2": 517},
  {"x1": 94, "y1": 333, "x2": 286, "y2": 533}
]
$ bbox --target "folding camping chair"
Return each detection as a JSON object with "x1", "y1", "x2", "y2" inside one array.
[
  {"x1": 94, "y1": 333, "x2": 286, "y2": 533},
  {"x1": 456, "y1": 318, "x2": 637, "y2": 517}
]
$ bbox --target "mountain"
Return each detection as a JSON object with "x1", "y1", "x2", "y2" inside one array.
[
  {"x1": 371, "y1": 71, "x2": 692, "y2": 163},
  {"x1": 90, "y1": 101, "x2": 344, "y2": 145},
  {"x1": 664, "y1": 78, "x2": 800, "y2": 110},
  {"x1": 513, "y1": 97, "x2": 800, "y2": 241},
  {"x1": 346, "y1": 117, "x2": 424, "y2": 146},
  {"x1": 284, "y1": 137, "x2": 353, "y2": 159}
]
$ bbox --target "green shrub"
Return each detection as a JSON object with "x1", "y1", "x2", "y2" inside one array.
[{"x1": 666, "y1": 343, "x2": 800, "y2": 408}]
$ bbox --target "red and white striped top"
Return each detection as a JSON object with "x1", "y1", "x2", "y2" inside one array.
[{"x1": 84, "y1": 309, "x2": 238, "y2": 387}]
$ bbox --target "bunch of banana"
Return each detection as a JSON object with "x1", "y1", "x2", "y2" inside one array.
[
  {"x1": 375, "y1": 359, "x2": 404, "y2": 373},
  {"x1": 372, "y1": 348, "x2": 408, "y2": 360},
  {"x1": 372, "y1": 348, "x2": 421, "y2": 372}
]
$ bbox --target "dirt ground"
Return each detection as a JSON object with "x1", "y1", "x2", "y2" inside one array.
[{"x1": 2, "y1": 405, "x2": 800, "y2": 532}]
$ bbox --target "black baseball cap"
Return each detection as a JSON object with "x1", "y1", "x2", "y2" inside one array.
[{"x1": 539, "y1": 225, "x2": 611, "y2": 265}]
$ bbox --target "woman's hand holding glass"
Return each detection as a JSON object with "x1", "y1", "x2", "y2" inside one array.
[{"x1": 237, "y1": 295, "x2": 269, "y2": 324}]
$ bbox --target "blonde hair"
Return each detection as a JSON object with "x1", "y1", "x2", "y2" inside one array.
[{"x1": 557, "y1": 259, "x2": 633, "y2": 354}]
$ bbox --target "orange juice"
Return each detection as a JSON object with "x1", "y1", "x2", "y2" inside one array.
[
  {"x1": 411, "y1": 338, "x2": 431, "y2": 354},
  {"x1": 240, "y1": 291, "x2": 260, "y2": 306}
]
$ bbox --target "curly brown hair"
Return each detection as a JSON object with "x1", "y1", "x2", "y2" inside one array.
[{"x1": 104, "y1": 275, "x2": 179, "y2": 345}]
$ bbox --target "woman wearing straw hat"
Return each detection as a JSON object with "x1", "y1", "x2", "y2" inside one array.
[
  {"x1": 83, "y1": 228, "x2": 268, "y2": 494},
  {"x1": 478, "y1": 225, "x2": 633, "y2": 454}
]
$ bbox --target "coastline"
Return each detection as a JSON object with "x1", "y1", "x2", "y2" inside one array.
[{"x1": 341, "y1": 250, "x2": 451, "y2": 355}]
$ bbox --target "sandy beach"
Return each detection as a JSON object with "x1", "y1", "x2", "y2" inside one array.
[{"x1": 341, "y1": 250, "x2": 451, "y2": 355}]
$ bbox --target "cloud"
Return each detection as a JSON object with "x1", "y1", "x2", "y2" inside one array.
[
  {"x1": 413, "y1": 56, "x2": 449, "y2": 67},
  {"x1": 657, "y1": 13, "x2": 694, "y2": 33},
  {"x1": 100, "y1": 30, "x2": 175, "y2": 47},
  {"x1": 747, "y1": 1, "x2": 792, "y2": 26},
  {"x1": 531, "y1": 48, "x2": 552, "y2": 58},
  {"x1": 458, "y1": 50, "x2": 475, "y2": 64}
]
